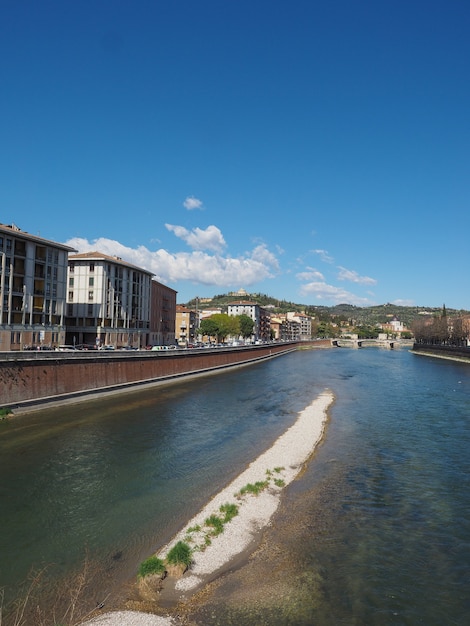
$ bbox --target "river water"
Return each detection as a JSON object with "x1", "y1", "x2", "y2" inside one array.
[{"x1": 1, "y1": 347, "x2": 469, "y2": 624}]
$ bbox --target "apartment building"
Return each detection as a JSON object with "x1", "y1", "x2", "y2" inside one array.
[
  {"x1": 0, "y1": 223, "x2": 76, "y2": 351},
  {"x1": 149, "y1": 279, "x2": 177, "y2": 347},
  {"x1": 65, "y1": 251, "x2": 153, "y2": 349},
  {"x1": 227, "y1": 300, "x2": 271, "y2": 341},
  {"x1": 287, "y1": 311, "x2": 312, "y2": 340},
  {"x1": 175, "y1": 305, "x2": 198, "y2": 346}
]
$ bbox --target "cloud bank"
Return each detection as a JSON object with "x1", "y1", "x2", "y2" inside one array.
[
  {"x1": 65, "y1": 232, "x2": 279, "y2": 289},
  {"x1": 65, "y1": 227, "x2": 380, "y2": 306}
]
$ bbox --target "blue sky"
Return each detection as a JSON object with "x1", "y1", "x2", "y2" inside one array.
[{"x1": 2, "y1": 1, "x2": 469, "y2": 308}]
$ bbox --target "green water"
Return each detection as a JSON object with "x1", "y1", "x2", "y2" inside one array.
[{"x1": 1, "y1": 349, "x2": 470, "y2": 624}]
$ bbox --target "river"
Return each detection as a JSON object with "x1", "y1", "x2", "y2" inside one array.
[{"x1": 1, "y1": 347, "x2": 469, "y2": 624}]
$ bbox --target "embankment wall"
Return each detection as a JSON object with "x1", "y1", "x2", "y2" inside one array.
[
  {"x1": 0, "y1": 342, "x2": 330, "y2": 409},
  {"x1": 412, "y1": 343, "x2": 470, "y2": 362}
]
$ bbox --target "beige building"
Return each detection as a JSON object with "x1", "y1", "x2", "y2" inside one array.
[
  {"x1": 287, "y1": 311, "x2": 313, "y2": 340},
  {"x1": 65, "y1": 252, "x2": 153, "y2": 349},
  {"x1": 176, "y1": 305, "x2": 198, "y2": 346},
  {"x1": 0, "y1": 223, "x2": 76, "y2": 351}
]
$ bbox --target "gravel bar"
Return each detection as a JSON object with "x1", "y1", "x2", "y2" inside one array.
[{"x1": 83, "y1": 389, "x2": 334, "y2": 626}]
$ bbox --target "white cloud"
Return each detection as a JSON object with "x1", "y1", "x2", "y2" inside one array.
[
  {"x1": 296, "y1": 267, "x2": 324, "y2": 281},
  {"x1": 337, "y1": 266, "x2": 377, "y2": 285},
  {"x1": 299, "y1": 281, "x2": 372, "y2": 306},
  {"x1": 183, "y1": 196, "x2": 203, "y2": 210},
  {"x1": 313, "y1": 249, "x2": 334, "y2": 264},
  {"x1": 64, "y1": 235, "x2": 279, "y2": 289},
  {"x1": 165, "y1": 224, "x2": 226, "y2": 253},
  {"x1": 250, "y1": 243, "x2": 280, "y2": 271}
]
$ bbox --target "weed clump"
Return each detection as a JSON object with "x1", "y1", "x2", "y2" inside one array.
[
  {"x1": 138, "y1": 555, "x2": 166, "y2": 578},
  {"x1": 220, "y1": 502, "x2": 238, "y2": 523},
  {"x1": 205, "y1": 514, "x2": 224, "y2": 536},
  {"x1": 0, "y1": 407, "x2": 12, "y2": 420},
  {"x1": 166, "y1": 541, "x2": 192, "y2": 567},
  {"x1": 238, "y1": 480, "x2": 269, "y2": 497}
]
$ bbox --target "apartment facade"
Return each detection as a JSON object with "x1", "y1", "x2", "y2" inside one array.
[
  {"x1": 175, "y1": 305, "x2": 198, "y2": 346},
  {"x1": 149, "y1": 279, "x2": 177, "y2": 347},
  {"x1": 287, "y1": 311, "x2": 312, "y2": 340},
  {"x1": 227, "y1": 300, "x2": 271, "y2": 341},
  {"x1": 0, "y1": 224, "x2": 76, "y2": 351},
  {"x1": 65, "y1": 252, "x2": 153, "y2": 349}
]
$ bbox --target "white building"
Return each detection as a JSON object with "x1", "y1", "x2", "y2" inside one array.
[
  {"x1": 0, "y1": 223, "x2": 76, "y2": 350},
  {"x1": 66, "y1": 251, "x2": 153, "y2": 349},
  {"x1": 227, "y1": 301, "x2": 271, "y2": 341},
  {"x1": 286, "y1": 311, "x2": 312, "y2": 340}
]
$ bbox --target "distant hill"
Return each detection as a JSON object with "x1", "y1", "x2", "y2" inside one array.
[{"x1": 185, "y1": 293, "x2": 469, "y2": 329}]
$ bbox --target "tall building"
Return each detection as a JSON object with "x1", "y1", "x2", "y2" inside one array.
[
  {"x1": 227, "y1": 300, "x2": 271, "y2": 341},
  {"x1": 149, "y1": 279, "x2": 177, "y2": 347},
  {"x1": 65, "y1": 251, "x2": 153, "y2": 349},
  {"x1": 0, "y1": 223, "x2": 76, "y2": 351}
]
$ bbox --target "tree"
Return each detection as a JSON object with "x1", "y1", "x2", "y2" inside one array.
[
  {"x1": 238, "y1": 314, "x2": 254, "y2": 339},
  {"x1": 199, "y1": 318, "x2": 218, "y2": 342},
  {"x1": 210, "y1": 313, "x2": 239, "y2": 343}
]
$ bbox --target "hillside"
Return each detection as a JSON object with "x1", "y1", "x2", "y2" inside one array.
[{"x1": 185, "y1": 293, "x2": 469, "y2": 329}]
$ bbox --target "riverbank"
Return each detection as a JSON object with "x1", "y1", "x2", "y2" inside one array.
[{"x1": 83, "y1": 389, "x2": 334, "y2": 626}]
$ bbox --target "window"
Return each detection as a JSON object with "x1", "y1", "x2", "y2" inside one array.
[
  {"x1": 89, "y1": 263, "x2": 95, "y2": 272},
  {"x1": 68, "y1": 291, "x2": 73, "y2": 301},
  {"x1": 69, "y1": 262, "x2": 75, "y2": 273},
  {"x1": 88, "y1": 291, "x2": 93, "y2": 301},
  {"x1": 89, "y1": 277, "x2": 94, "y2": 287}
]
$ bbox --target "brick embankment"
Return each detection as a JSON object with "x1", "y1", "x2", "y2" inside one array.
[{"x1": 0, "y1": 341, "x2": 331, "y2": 410}]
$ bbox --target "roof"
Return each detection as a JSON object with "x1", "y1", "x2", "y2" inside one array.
[
  {"x1": 0, "y1": 223, "x2": 77, "y2": 252},
  {"x1": 69, "y1": 251, "x2": 154, "y2": 276}
]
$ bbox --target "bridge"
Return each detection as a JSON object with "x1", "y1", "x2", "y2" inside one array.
[{"x1": 332, "y1": 338, "x2": 414, "y2": 349}]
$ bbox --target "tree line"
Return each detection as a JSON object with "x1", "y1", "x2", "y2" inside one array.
[{"x1": 412, "y1": 306, "x2": 470, "y2": 347}]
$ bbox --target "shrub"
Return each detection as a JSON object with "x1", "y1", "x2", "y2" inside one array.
[
  {"x1": 138, "y1": 555, "x2": 165, "y2": 578},
  {"x1": 166, "y1": 541, "x2": 192, "y2": 567},
  {"x1": 274, "y1": 478, "x2": 285, "y2": 488}
]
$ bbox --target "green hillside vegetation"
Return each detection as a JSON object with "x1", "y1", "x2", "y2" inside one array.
[{"x1": 186, "y1": 294, "x2": 469, "y2": 329}]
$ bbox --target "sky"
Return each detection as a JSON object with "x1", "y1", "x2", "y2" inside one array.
[{"x1": 1, "y1": 1, "x2": 469, "y2": 309}]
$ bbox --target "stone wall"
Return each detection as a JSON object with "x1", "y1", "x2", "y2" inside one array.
[{"x1": 412, "y1": 343, "x2": 470, "y2": 362}]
